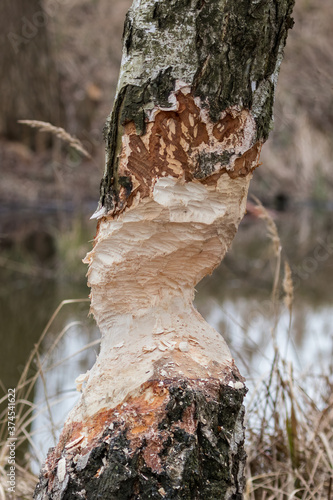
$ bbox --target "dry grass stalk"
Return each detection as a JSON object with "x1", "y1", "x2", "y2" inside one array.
[
  {"x1": 242, "y1": 214, "x2": 332, "y2": 499},
  {"x1": 18, "y1": 120, "x2": 92, "y2": 159},
  {"x1": 245, "y1": 352, "x2": 333, "y2": 499},
  {"x1": 0, "y1": 299, "x2": 91, "y2": 499},
  {"x1": 283, "y1": 260, "x2": 294, "y2": 315},
  {"x1": 245, "y1": 296, "x2": 332, "y2": 499}
]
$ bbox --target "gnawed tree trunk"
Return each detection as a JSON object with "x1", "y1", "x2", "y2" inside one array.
[{"x1": 35, "y1": 0, "x2": 294, "y2": 498}]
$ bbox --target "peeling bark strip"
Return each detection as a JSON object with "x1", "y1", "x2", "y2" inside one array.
[{"x1": 35, "y1": 0, "x2": 294, "y2": 498}]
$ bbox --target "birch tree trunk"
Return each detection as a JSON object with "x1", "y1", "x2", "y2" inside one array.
[{"x1": 35, "y1": 0, "x2": 294, "y2": 498}]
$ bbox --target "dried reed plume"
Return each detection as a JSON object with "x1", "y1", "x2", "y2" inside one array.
[
  {"x1": 18, "y1": 120, "x2": 92, "y2": 159},
  {"x1": 252, "y1": 195, "x2": 282, "y2": 304},
  {"x1": 252, "y1": 195, "x2": 281, "y2": 257}
]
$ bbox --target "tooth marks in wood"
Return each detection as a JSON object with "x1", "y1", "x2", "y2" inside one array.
[
  {"x1": 114, "y1": 91, "x2": 261, "y2": 214},
  {"x1": 231, "y1": 141, "x2": 262, "y2": 179}
]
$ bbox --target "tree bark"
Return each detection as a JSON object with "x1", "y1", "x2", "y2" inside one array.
[
  {"x1": 0, "y1": 0, "x2": 63, "y2": 145},
  {"x1": 35, "y1": 0, "x2": 294, "y2": 498}
]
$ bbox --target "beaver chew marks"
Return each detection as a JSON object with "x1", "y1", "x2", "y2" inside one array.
[{"x1": 114, "y1": 86, "x2": 261, "y2": 214}]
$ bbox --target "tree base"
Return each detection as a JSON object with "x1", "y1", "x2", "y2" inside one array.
[{"x1": 34, "y1": 376, "x2": 246, "y2": 499}]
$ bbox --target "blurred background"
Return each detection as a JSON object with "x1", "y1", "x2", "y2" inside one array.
[{"x1": 0, "y1": 0, "x2": 333, "y2": 493}]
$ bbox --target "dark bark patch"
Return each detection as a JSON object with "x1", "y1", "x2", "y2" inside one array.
[
  {"x1": 193, "y1": 0, "x2": 295, "y2": 135},
  {"x1": 35, "y1": 379, "x2": 247, "y2": 499},
  {"x1": 194, "y1": 151, "x2": 233, "y2": 179}
]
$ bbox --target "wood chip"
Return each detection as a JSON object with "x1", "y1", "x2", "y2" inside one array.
[
  {"x1": 178, "y1": 341, "x2": 189, "y2": 352},
  {"x1": 65, "y1": 435, "x2": 84, "y2": 449},
  {"x1": 57, "y1": 457, "x2": 66, "y2": 483},
  {"x1": 142, "y1": 344, "x2": 157, "y2": 353},
  {"x1": 234, "y1": 381, "x2": 244, "y2": 390},
  {"x1": 114, "y1": 341, "x2": 124, "y2": 349},
  {"x1": 161, "y1": 339, "x2": 176, "y2": 350},
  {"x1": 153, "y1": 329, "x2": 164, "y2": 335}
]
